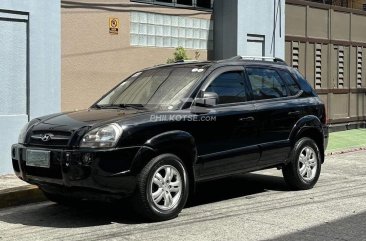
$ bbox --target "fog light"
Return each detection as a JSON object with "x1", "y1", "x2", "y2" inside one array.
[{"x1": 81, "y1": 153, "x2": 93, "y2": 165}]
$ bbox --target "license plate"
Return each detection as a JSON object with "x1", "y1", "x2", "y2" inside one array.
[{"x1": 26, "y1": 150, "x2": 50, "y2": 168}]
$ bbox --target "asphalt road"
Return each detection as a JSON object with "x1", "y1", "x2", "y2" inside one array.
[{"x1": 1, "y1": 151, "x2": 365, "y2": 241}]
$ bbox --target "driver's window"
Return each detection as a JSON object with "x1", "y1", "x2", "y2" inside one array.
[{"x1": 206, "y1": 71, "x2": 247, "y2": 104}]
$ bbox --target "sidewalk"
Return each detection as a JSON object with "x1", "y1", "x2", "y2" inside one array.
[
  {"x1": 1, "y1": 174, "x2": 28, "y2": 189},
  {"x1": 0, "y1": 175, "x2": 45, "y2": 209}
]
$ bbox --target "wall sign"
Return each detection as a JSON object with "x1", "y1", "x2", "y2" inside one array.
[{"x1": 109, "y1": 17, "x2": 119, "y2": 35}]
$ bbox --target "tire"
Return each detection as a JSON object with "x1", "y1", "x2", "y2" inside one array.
[
  {"x1": 42, "y1": 191, "x2": 82, "y2": 206},
  {"x1": 132, "y1": 154, "x2": 189, "y2": 222},
  {"x1": 282, "y1": 137, "x2": 322, "y2": 190}
]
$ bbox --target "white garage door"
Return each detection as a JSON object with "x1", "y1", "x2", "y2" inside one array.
[{"x1": 0, "y1": 12, "x2": 28, "y2": 174}]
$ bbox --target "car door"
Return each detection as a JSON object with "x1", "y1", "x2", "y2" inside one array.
[
  {"x1": 193, "y1": 66, "x2": 260, "y2": 179},
  {"x1": 245, "y1": 67, "x2": 303, "y2": 165}
]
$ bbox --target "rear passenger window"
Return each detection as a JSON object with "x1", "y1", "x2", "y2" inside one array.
[
  {"x1": 246, "y1": 68, "x2": 288, "y2": 100},
  {"x1": 277, "y1": 70, "x2": 301, "y2": 96}
]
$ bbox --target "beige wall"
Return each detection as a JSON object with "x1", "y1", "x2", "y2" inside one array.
[
  {"x1": 286, "y1": 0, "x2": 366, "y2": 126},
  {"x1": 62, "y1": 0, "x2": 212, "y2": 111},
  {"x1": 350, "y1": 0, "x2": 366, "y2": 10}
]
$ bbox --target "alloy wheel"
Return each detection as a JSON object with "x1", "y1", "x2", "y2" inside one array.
[
  {"x1": 298, "y1": 146, "x2": 318, "y2": 182},
  {"x1": 150, "y1": 165, "x2": 182, "y2": 211}
]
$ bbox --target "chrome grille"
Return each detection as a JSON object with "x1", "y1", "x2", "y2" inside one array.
[{"x1": 29, "y1": 131, "x2": 72, "y2": 147}]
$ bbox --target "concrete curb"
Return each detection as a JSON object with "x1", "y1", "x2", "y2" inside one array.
[
  {"x1": 326, "y1": 147, "x2": 366, "y2": 156},
  {"x1": 0, "y1": 185, "x2": 46, "y2": 209}
]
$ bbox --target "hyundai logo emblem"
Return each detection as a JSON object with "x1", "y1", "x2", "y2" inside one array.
[{"x1": 41, "y1": 134, "x2": 54, "y2": 142}]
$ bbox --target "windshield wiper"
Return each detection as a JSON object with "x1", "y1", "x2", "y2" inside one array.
[
  {"x1": 119, "y1": 104, "x2": 147, "y2": 110},
  {"x1": 93, "y1": 104, "x2": 146, "y2": 110}
]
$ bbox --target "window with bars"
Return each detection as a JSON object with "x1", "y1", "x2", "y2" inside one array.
[
  {"x1": 337, "y1": 46, "x2": 345, "y2": 88},
  {"x1": 315, "y1": 44, "x2": 322, "y2": 88},
  {"x1": 131, "y1": 0, "x2": 214, "y2": 9},
  {"x1": 292, "y1": 42, "x2": 299, "y2": 69},
  {"x1": 357, "y1": 47, "x2": 363, "y2": 88}
]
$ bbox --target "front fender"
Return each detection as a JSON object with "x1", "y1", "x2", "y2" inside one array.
[{"x1": 130, "y1": 131, "x2": 197, "y2": 174}]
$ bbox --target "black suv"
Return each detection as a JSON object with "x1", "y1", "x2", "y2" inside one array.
[{"x1": 12, "y1": 56, "x2": 328, "y2": 221}]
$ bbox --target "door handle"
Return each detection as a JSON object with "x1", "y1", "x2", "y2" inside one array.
[
  {"x1": 288, "y1": 111, "x2": 301, "y2": 116},
  {"x1": 239, "y1": 116, "x2": 255, "y2": 122}
]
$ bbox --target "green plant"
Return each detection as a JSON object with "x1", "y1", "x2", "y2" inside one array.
[{"x1": 167, "y1": 46, "x2": 189, "y2": 63}]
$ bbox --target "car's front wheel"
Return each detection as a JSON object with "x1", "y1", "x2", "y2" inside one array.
[
  {"x1": 132, "y1": 154, "x2": 189, "y2": 222},
  {"x1": 282, "y1": 137, "x2": 322, "y2": 190}
]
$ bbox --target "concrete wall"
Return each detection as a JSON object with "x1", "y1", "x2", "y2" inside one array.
[
  {"x1": 61, "y1": 0, "x2": 212, "y2": 112},
  {"x1": 285, "y1": 0, "x2": 366, "y2": 129},
  {"x1": 0, "y1": 0, "x2": 61, "y2": 174},
  {"x1": 214, "y1": 0, "x2": 285, "y2": 59}
]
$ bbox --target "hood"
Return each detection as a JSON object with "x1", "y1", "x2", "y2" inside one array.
[{"x1": 31, "y1": 109, "x2": 150, "y2": 133}]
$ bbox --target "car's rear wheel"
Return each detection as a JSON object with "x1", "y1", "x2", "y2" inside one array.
[
  {"x1": 282, "y1": 137, "x2": 322, "y2": 190},
  {"x1": 132, "y1": 154, "x2": 189, "y2": 222}
]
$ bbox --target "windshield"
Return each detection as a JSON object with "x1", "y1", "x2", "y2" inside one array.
[{"x1": 96, "y1": 66, "x2": 207, "y2": 110}]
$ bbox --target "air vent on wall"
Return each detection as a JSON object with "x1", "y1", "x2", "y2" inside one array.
[
  {"x1": 337, "y1": 46, "x2": 344, "y2": 88},
  {"x1": 315, "y1": 44, "x2": 322, "y2": 88},
  {"x1": 292, "y1": 42, "x2": 299, "y2": 69},
  {"x1": 357, "y1": 47, "x2": 363, "y2": 88}
]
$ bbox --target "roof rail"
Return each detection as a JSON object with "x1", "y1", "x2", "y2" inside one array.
[
  {"x1": 229, "y1": 56, "x2": 288, "y2": 65},
  {"x1": 175, "y1": 59, "x2": 199, "y2": 63}
]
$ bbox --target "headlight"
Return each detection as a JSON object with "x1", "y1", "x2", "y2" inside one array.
[
  {"x1": 18, "y1": 119, "x2": 40, "y2": 144},
  {"x1": 80, "y1": 123, "x2": 123, "y2": 148}
]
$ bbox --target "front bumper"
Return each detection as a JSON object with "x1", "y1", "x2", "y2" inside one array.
[{"x1": 11, "y1": 144, "x2": 141, "y2": 200}]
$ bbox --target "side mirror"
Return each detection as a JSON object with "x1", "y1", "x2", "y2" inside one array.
[{"x1": 194, "y1": 91, "x2": 219, "y2": 107}]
